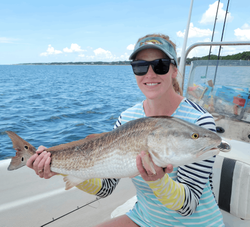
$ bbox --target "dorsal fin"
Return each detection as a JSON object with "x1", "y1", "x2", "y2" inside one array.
[
  {"x1": 47, "y1": 132, "x2": 109, "y2": 152},
  {"x1": 85, "y1": 132, "x2": 109, "y2": 141}
]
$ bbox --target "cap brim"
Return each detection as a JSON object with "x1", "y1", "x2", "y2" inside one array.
[{"x1": 129, "y1": 45, "x2": 174, "y2": 61}]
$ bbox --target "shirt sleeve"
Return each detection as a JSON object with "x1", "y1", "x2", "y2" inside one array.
[
  {"x1": 75, "y1": 115, "x2": 122, "y2": 197},
  {"x1": 147, "y1": 173, "x2": 185, "y2": 210},
  {"x1": 76, "y1": 178, "x2": 120, "y2": 198},
  {"x1": 176, "y1": 112, "x2": 217, "y2": 216}
]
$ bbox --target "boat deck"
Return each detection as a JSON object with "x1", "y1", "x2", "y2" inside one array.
[{"x1": 0, "y1": 160, "x2": 136, "y2": 227}]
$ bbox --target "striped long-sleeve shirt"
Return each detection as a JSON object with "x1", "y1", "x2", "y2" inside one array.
[{"x1": 76, "y1": 98, "x2": 224, "y2": 226}]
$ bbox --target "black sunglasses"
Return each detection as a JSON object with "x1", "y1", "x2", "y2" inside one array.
[{"x1": 130, "y1": 58, "x2": 176, "y2": 76}]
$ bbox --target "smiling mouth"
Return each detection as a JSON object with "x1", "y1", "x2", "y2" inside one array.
[{"x1": 145, "y1": 83, "x2": 160, "y2": 86}]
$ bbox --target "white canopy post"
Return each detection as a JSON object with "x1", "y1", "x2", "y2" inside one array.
[{"x1": 178, "y1": 0, "x2": 194, "y2": 91}]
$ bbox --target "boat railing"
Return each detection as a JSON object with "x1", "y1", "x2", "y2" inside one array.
[
  {"x1": 181, "y1": 41, "x2": 250, "y2": 90},
  {"x1": 181, "y1": 41, "x2": 250, "y2": 143}
]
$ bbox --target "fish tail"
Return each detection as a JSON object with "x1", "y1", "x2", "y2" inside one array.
[{"x1": 6, "y1": 131, "x2": 37, "y2": 171}]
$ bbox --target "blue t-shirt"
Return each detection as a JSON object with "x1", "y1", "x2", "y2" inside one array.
[{"x1": 116, "y1": 98, "x2": 224, "y2": 227}]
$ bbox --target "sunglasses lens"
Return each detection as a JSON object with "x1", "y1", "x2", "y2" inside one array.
[
  {"x1": 131, "y1": 61, "x2": 149, "y2": 76},
  {"x1": 131, "y1": 59, "x2": 171, "y2": 76},
  {"x1": 153, "y1": 59, "x2": 170, "y2": 75}
]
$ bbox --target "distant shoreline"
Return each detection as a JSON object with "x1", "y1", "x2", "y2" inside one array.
[
  {"x1": 2, "y1": 51, "x2": 249, "y2": 66},
  {"x1": 15, "y1": 61, "x2": 131, "y2": 66}
]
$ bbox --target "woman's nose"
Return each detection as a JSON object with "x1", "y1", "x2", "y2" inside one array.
[{"x1": 146, "y1": 65, "x2": 157, "y2": 77}]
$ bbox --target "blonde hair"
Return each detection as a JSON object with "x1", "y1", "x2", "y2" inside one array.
[{"x1": 136, "y1": 34, "x2": 183, "y2": 95}]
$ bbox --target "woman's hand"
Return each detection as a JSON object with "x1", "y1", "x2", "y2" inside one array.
[
  {"x1": 136, "y1": 151, "x2": 173, "y2": 182},
  {"x1": 26, "y1": 146, "x2": 58, "y2": 179}
]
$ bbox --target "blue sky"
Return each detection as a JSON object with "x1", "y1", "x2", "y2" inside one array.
[{"x1": 1, "y1": 0, "x2": 249, "y2": 64}]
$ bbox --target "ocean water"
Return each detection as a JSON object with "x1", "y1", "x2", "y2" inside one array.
[
  {"x1": 0, "y1": 65, "x2": 147, "y2": 160},
  {"x1": 1, "y1": 65, "x2": 192, "y2": 160},
  {"x1": 1, "y1": 63, "x2": 250, "y2": 161}
]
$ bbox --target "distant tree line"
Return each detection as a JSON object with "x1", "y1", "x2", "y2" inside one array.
[
  {"x1": 18, "y1": 51, "x2": 250, "y2": 66},
  {"x1": 184, "y1": 51, "x2": 250, "y2": 65},
  {"x1": 19, "y1": 61, "x2": 131, "y2": 65}
]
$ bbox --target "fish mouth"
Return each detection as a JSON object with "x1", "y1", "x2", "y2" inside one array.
[
  {"x1": 196, "y1": 144, "x2": 220, "y2": 158},
  {"x1": 202, "y1": 144, "x2": 219, "y2": 152},
  {"x1": 197, "y1": 140, "x2": 231, "y2": 158}
]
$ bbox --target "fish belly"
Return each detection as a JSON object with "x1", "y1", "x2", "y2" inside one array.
[{"x1": 51, "y1": 152, "x2": 139, "y2": 181}]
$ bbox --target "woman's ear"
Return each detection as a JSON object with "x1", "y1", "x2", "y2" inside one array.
[{"x1": 171, "y1": 65, "x2": 178, "y2": 78}]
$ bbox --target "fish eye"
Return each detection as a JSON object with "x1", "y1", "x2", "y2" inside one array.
[
  {"x1": 24, "y1": 145, "x2": 28, "y2": 149},
  {"x1": 192, "y1": 133, "x2": 199, "y2": 139}
]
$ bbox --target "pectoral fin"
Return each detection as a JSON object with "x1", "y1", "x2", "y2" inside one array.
[
  {"x1": 141, "y1": 151, "x2": 156, "y2": 175},
  {"x1": 63, "y1": 175, "x2": 85, "y2": 190}
]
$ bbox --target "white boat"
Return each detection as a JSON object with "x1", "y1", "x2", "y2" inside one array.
[{"x1": 0, "y1": 159, "x2": 137, "y2": 227}]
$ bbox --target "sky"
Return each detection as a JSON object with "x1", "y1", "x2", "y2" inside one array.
[{"x1": 0, "y1": 0, "x2": 250, "y2": 64}]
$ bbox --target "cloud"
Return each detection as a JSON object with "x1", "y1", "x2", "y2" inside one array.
[
  {"x1": 234, "y1": 23, "x2": 250, "y2": 40},
  {"x1": 242, "y1": 23, "x2": 250, "y2": 29},
  {"x1": 63, "y1": 43, "x2": 85, "y2": 53},
  {"x1": 177, "y1": 23, "x2": 212, "y2": 38},
  {"x1": 93, "y1": 48, "x2": 113, "y2": 59},
  {"x1": 127, "y1": 44, "x2": 135, "y2": 50},
  {"x1": 77, "y1": 48, "x2": 130, "y2": 61},
  {"x1": 200, "y1": 1, "x2": 233, "y2": 24},
  {"x1": 0, "y1": 37, "x2": 18, "y2": 43},
  {"x1": 40, "y1": 45, "x2": 62, "y2": 56},
  {"x1": 120, "y1": 52, "x2": 130, "y2": 60}
]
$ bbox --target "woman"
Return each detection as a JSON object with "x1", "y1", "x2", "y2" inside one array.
[{"x1": 27, "y1": 34, "x2": 224, "y2": 226}]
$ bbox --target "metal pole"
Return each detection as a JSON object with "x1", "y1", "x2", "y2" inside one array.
[
  {"x1": 209, "y1": 0, "x2": 220, "y2": 58},
  {"x1": 178, "y1": 0, "x2": 194, "y2": 90},
  {"x1": 204, "y1": 0, "x2": 220, "y2": 79},
  {"x1": 214, "y1": 0, "x2": 231, "y2": 85}
]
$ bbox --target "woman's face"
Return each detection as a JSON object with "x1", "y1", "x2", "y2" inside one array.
[{"x1": 134, "y1": 48, "x2": 177, "y2": 100}]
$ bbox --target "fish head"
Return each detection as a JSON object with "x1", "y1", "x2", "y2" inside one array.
[
  {"x1": 6, "y1": 131, "x2": 36, "y2": 170},
  {"x1": 147, "y1": 117, "x2": 223, "y2": 167}
]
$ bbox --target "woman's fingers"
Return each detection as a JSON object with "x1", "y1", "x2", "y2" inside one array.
[
  {"x1": 37, "y1": 151, "x2": 49, "y2": 173},
  {"x1": 33, "y1": 151, "x2": 48, "y2": 174},
  {"x1": 164, "y1": 164, "x2": 173, "y2": 174},
  {"x1": 36, "y1": 145, "x2": 47, "y2": 154},
  {"x1": 140, "y1": 151, "x2": 156, "y2": 175},
  {"x1": 136, "y1": 151, "x2": 174, "y2": 182},
  {"x1": 136, "y1": 153, "x2": 146, "y2": 175},
  {"x1": 26, "y1": 146, "x2": 58, "y2": 179},
  {"x1": 136, "y1": 153, "x2": 155, "y2": 181},
  {"x1": 26, "y1": 153, "x2": 39, "y2": 169},
  {"x1": 43, "y1": 155, "x2": 52, "y2": 179},
  {"x1": 136, "y1": 151, "x2": 162, "y2": 181},
  {"x1": 43, "y1": 153, "x2": 58, "y2": 179},
  {"x1": 26, "y1": 145, "x2": 48, "y2": 174}
]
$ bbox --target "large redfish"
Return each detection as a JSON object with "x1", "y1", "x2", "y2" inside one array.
[{"x1": 6, "y1": 117, "x2": 229, "y2": 190}]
